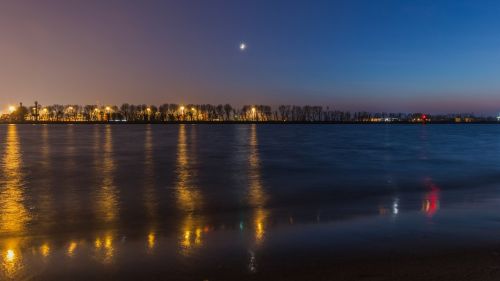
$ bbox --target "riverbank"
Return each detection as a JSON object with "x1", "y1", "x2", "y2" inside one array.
[{"x1": 1, "y1": 120, "x2": 500, "y2": 124}]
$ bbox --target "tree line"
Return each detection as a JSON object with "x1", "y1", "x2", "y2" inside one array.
[{"x1": 1, "y1": 102, "x2": 498, "y2": 123}]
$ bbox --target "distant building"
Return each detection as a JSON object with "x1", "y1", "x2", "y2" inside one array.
[
  {"x1": 455, "y1": 117, "x2": 474, "y2": 123},
  {"x1": 369, "y1": 117, "x2": 383, "y2": 122}
]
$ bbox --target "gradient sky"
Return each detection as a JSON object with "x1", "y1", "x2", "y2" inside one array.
[{"x1": 1, "y1": 0, "x2": 500, "y2": 114}]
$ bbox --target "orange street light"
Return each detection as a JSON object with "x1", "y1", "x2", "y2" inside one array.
[{"x1": 6, "y1": 249, "x2": 15, "y2": 262}]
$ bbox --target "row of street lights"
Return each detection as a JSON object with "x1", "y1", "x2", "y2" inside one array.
[{"x1": 4, "y1": 104, "x2": 259, "y2": 120}]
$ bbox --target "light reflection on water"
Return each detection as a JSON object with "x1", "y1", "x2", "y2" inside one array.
[
  {"x1": 247, "y1": 125, "x2": 268, "y2": 273},
  {"x1": 176, "y1": 124, "x2": 202, "y2": 213},
  {"x1": 93, "y1": 232, "x2": 116, "y2": 264},
  {"x1": 63, "y1": 125, "x2": 80, "y2": 225},
  {"x1": 0, "y1": 125, "x2": 30, "y2": 235},
  {"x1": 37, "y1": 125, "x2": 56, "y2": 231},
  {"x1": 144, "y1": 125, "x2": 158, "y2": 253},
  {"x1": 0, "y1": 125, "x2": 30, "y2": 281},
  {"x1": 67, "y1": 241, "x2": 78, "y2": 257},
  {"x1": 1, "y1": 239, "x2": 24, "y2": 280},
  {"x1": 176, "y1": 124, "x2": 205, "y2": 255},
  {"x1": 143, "y1": 125, "x2": 158, "y2": 225},
  {"x1": 95, "y1": 125, "x2": 119, "y2": 225},
  {"x1": 422, "y1": 179, "x2": 441, "y2": 217},
  {"x1": 1, "y1": 124, "x2": 500, "y2": 279}
]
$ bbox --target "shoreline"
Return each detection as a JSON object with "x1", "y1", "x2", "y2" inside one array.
[
  {"x1": 1, "y1": 120, "x2": 500, "y2": 125},
  {"x1": 30, "y1": 240, "x2": 500, "y2": 280}
]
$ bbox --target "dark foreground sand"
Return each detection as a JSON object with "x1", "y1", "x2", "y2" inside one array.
[
  {"x1": 33, "y1": 246, "x2": 500, "y2": 281},
  {"x1": 246, "y1": 248, "x2": 500, "y2": 281}
]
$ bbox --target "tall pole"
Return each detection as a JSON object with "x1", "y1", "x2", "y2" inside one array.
[{"x1": 34, "y1": 101, "x2": 39, "y2": 121}]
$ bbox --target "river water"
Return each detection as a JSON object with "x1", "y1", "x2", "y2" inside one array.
[{"x1": 1, "y1": 124, "x2": 500, "y2": 280}]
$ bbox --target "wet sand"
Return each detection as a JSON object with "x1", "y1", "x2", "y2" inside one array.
[
  {"x1": 31, "y1": 246, "x2": 500, "y2": 281},
  {"x1": 249, "y1": 248, "x2": 500, "y2": 281}
]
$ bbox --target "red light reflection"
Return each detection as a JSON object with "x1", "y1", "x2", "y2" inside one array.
[{"x1": 422, "y1": 180, "x2": 440, "y2": 217}]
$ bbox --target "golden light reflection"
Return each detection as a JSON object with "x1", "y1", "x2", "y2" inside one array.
[
  {"x1": 95, "y1": 126, "x2": 119, "y2": 224},
  {"x1": 0, "y1": 239, "x2": 24, "y2": 280},
  {"x1": 95, "y1": 238, "x2": 102, "y2": 249},
  {"x1": 195, "y1": 228, "x2": 202, "y2": 245},
  {"x1": 40, "y1": 125, "x2": 50, "y2": 160},
  {"x1": 94, "y1": 233, "x2": 115, "y2": 264},
  {"x1": 256, "y1": 222, "x2": 263, "y2": 239},
  {"x1": 179, "y1": 216, "x2": 205, "y2": 254},
  {"x1": 248, "y1": 125, "x2": 269, "y2": 244},
  {"x1": 175, "y1": 125, "x2": 202, "y2": 212},
  {"x1": 63, "y1": 125, "x2": 82, "y2": 225},
  {"x1": 147, "y1": 232, "x2": 156, "y2": 250},
  {"x1": 38, "y1": 125, "x2": 55, "y2": 230},
  {"x1": 40, "y1": 243, "x2": 50, "y2": 257},
  {"x1": 248, "y1": 125, "x2": 267, "y2": 207},
  {"x1": 67, "y1": 241, "x2": 78, "y2": 257},
  {"x1": 244, "y1": 126, "x2": 269, "y2": 274},
  {"x1": 144, "y1": 125, "x2": 158, "y2": 223},
  {"x1": 175, "y1": 125, "x2": 206, "y2": 255},
  {"x1": 0, "y1": 125, "x2": 30, "y2": 235},
  {"x1": 182, "y1": 230, "x2": 191, "y2": 248},
  {"x1": 254, "y1": 208, "x2": 268, "y2": 243}
]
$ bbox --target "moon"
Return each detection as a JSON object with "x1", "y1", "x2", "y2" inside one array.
[{"x1": 239, "y1": 42, "x2": 247, "y2": 51}]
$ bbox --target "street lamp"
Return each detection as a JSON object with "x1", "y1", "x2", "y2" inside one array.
[
  {"x1": 251, "y1": 107, "x2": 256, "y2": 120},
  {"x1": 93, "y1": 108, "x2": 100, "y2": 121},
  {"x1": 190, "y1": 107, "x2": 197, "y2": 121},
  {"x1": 105, "y1": 107, "x2": 112, "y2": 121},
  {"x1": 6, "y1": 249, "x2": 15, "y2": 262},
  {"x1": 180, "y1": 106, "x2": 185, "y2": 118}
]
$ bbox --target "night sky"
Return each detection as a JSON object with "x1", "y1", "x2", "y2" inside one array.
[{"x1": 1, "y1": 0, "x2": 500, "y2": 114}]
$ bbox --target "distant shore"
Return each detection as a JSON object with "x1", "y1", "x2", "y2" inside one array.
[{"x1": 1, "y1": 120, "x2": 500, "y2": 125}]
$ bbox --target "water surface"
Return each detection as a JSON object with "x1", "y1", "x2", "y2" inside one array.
[{"x1": 1, "y1": 124, "x2": 500, "y2": 280}]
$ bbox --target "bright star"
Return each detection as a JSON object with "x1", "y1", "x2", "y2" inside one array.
[{"x1": 239, "y1": 42, "x2": 247, "y2": 51}]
